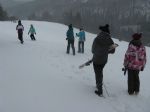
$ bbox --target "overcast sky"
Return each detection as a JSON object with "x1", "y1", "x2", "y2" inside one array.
[{"x1": 14, "y1": 0, "x2": 34, "y2": 1}]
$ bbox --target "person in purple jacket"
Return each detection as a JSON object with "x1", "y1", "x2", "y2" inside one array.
[{"x1": 16, "y1": 20, "x2": 24, "y2": 44}]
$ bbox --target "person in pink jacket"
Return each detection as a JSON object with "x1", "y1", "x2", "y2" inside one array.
[{"x1": 123, "y1": 33, "x2": 146, "y2": 95}]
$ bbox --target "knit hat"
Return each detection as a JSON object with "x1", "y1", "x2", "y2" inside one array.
[
  {"x1": 99, "y1": 24, "x2": 110, "y2": 34},
  {"x1": 18, "y1": 20, "x2": 21, "y2": 25},
  {"x1": 68, "y1": 24, "x2": 72, "y2": 28},
  {"x1": 132, "y1": 33, "x2": 142, "y2": 40},
  {"x1": 80, "y1": 28, "x2": 83, "y2": 31}
]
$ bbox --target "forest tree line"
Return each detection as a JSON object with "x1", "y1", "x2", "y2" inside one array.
[
  {"x1": 27, "y1": 0, "x2": 150, "y2": 46},
  {"x1": 0, "y1": 4, "x2": 17, "y2": 21},
  {"x1": 1, "y1": 0, "x2": 150, "y2": 46}
]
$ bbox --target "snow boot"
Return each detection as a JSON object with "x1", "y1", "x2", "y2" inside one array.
[
  {"x1": 95, "y1": 90, "x2": 103, "y2": 97},
  {"x1": 134, "y1": 91, "x2": 139, "y2": 95},
  {"x1": 21, "y1": 40, "x2": 24, "y2": 44}
]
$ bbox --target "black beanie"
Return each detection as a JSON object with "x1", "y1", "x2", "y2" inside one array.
[
  {"x1": 68, "y1": 24, "x2": 72, "y2": 28},
  {"x1": 99, "y1": 24, "x2": 110, "y2": 34},
  {"x1": 18, "y1": 20, "x2": 21, "y2": 25}
]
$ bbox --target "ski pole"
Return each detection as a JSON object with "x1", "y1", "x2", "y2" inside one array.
[{"x1": 103, "y1": 83, "x2": 109, "y2": 97}]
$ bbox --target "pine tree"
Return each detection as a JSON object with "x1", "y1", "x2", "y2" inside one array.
[{"x1": 0, "y1": 4, "x2": 8, "y2": 21}]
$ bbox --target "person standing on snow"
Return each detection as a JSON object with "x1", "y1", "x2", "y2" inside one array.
[
  {"x1": 76, "y1": 28, "x2": 86, "y2": 53},
  {"x1": 92, "y1": 24, "x2": 115, "y2": 97},
  {"x1": 123, "y1": 33, "x2": 146, "y2": 95},
  {"x1": 16, "y1": 20, "x2": 24, "y2": 44},
  {"x1": 28, "y1": 24, "x2": 36, "y2": 41},
  {"x1": 66, "y1": 24, "x2": 75, "y2": 55}
]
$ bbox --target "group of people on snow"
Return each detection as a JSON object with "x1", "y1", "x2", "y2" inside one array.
[
  {"x1": 66, "y1": 24, "x2": 86, "y2": 55},
  {"x1": 16, "y1": 20, "x2": 147, "y2": 97},
  {"x1": 16, "y1": 20, "x2": 36, "y2": 44},
  {"x1": 66, "y1": 23, "x2": 147, "y2": 97},
  {"x1": 90, "y1": 24, "x2": 146, "y2": 97}
]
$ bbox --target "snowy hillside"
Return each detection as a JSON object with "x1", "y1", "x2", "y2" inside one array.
[{"x1": 0, "y1": 21, "x2": 150, "y2": 112}]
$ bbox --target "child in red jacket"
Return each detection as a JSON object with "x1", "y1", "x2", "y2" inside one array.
[{"x1": 124, "y1": 33, "x2": 146, "y2": 95}]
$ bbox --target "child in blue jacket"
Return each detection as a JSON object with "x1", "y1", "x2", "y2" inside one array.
[
  {"x1": 28, "y1": 24, "x2": 36, "y2": 40},
  {"x1": 76, "y1": 28, "x2": 86, "y2": 53}
]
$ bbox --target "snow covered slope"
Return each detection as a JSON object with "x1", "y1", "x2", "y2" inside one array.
[{"x1": 0, "y1": 21, "x2": 150, "y2": 112}]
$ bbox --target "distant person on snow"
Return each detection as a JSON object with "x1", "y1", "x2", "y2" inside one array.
[
  {"x1": 16, "y1": 20, "x2": 24, "y2": 44},
  {"x1": 123, "y1": 33, "x2": 146, "y2": 95},
  {"x1": 28, "y1": 24, "x2": 36, "y2": 41},
  {"x1": 66, "y1": 24, "x2": 75, "y2": 55},
  {"x1": 92, "y1": 24, "x2": 115, "y2": 97},
  {"x1": 76, "y1": 28, "x2": 86, "y2": 53}
]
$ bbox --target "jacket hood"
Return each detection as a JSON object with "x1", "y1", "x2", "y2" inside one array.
[
  {"x1": 130, "y1": 39, "x2": 142, "y2": 47},
  {"x1": 69, "y1": 27, "x2": 73, "y2": 31}
]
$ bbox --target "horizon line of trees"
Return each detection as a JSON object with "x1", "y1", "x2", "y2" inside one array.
[
  {"x1": 1, "y1": 0, "x2": 150, "y2": 46},
  {"x1": 27, "y1": 1, "x2": 150, "y2": 46},
  {"x1": 0, "y1": 4, "x2": 18, "y2": 21}
]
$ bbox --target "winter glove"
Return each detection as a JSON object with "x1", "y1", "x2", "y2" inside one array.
[
  {"x1": 141, "y1": 67, "x2": 144, "y2": 71},
  {"x1": 85, "y1": 63, "x2": 90, "y2": 66},
  {"x1": 122, "y1": 66, "x2": 128, "y2": 75},
  {"x1": 85, "y1": 60, "x2": 93, "y2": 66},
  {"x1": 108, "y1": 49, "x2": 115, "y2": 54}
]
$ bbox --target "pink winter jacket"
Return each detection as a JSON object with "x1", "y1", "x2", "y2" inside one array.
[{"x1": 124, "y1": 44, "x2": 146, "y2": 71}]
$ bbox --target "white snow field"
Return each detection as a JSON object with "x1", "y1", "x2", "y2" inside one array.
[{"x1": 0, "y1": 21, "x2": 150, "y2": 112}]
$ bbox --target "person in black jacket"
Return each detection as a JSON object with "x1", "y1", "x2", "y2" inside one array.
[
  {"x1": 92, "y1": 24, "x2": 114, "y2": 96},
  {"x1": 16, "y1": 20, "x2": 24, "y2": 44}
]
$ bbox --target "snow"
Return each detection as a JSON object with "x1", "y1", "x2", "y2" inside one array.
[{"x1": 0, "y1": 21, "x2": 150, "y2": 112}]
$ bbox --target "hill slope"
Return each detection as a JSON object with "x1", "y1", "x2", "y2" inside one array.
[{"x1": 0, "y1": 21, "x2": 150, "y2": 112}]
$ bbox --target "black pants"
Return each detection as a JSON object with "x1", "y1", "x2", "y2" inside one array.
[
  {"x1": 18, "y1": 32, "x2": 23, "y2": 43},
  {"x1": 67, "y1": 39, "x2": 75, "y2": 55},
  {"x1": 128, "y1": 69, "x2": 140, "y2": 94},
  {"x1": 30, "y1": 34, "x2": 36, "y2": 40},
  {"x1": 78, "y1": 41, "x2": 84, "y2": 53},
  {"x1": 93, "y1": 63, "x2": 106, "y2": 94}
]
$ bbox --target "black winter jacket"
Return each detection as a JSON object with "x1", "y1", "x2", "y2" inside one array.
[{"x1": 92, "y1": 31, "x2": 114, "y2": 64}]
